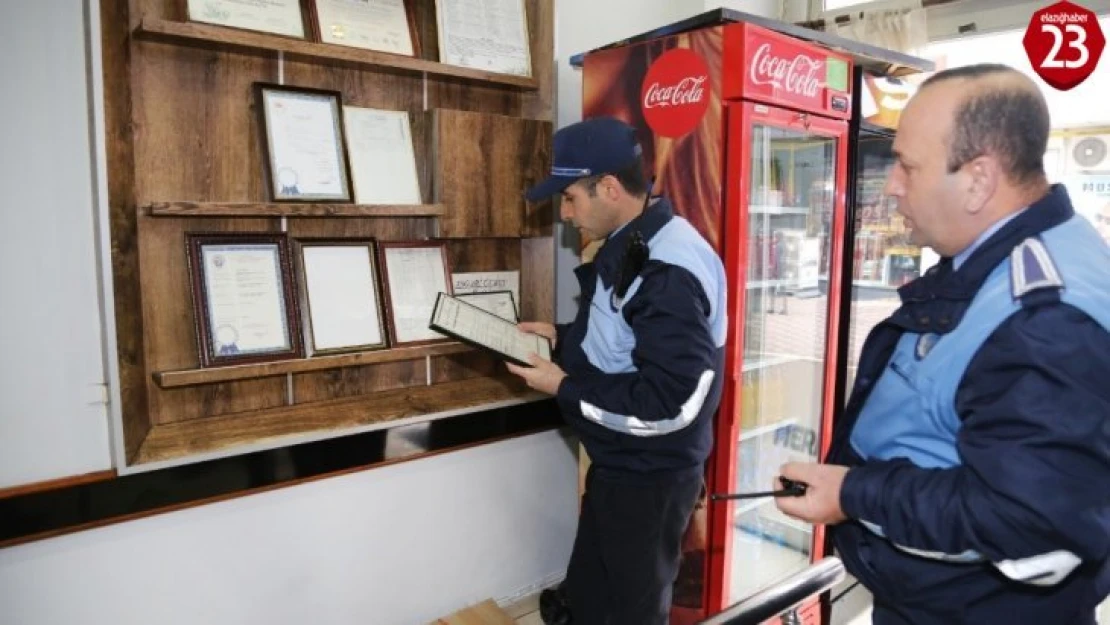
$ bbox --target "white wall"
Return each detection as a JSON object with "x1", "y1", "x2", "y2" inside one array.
[
  {"x1": 0, "y1": 0, "x2": 113, "y2": 489},
  {"x1": 0, "y1": 430, "x2": 580, "y2": 625},
  {"x1": 0, "y1": 2, "x2": 580, "y2": 623}
]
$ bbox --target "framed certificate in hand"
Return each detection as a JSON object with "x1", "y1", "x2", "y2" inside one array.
[
  {"x1": 430, "y1": 293, "x2": 550, "y2": 367},
  {"x1": 377, "y1": 241, "x2": 453, "y2": 346},
  {"x1": 185, "y1": 0, "x2": 307, "y2": 39},
  {"x1": 294, "y1": 239, "x2": 388, "y2": 355},
  {"x1": 185, "y1": 233, "x2": 304, "y2": 367},
  {"x1": 309, "y1": 0, "x2": 419, "y2": 56},
  {"x1": 256, "y1": 83, "x2": 353, "y2": 202},
  {"x1": 456, "y1": 290, "x2": 517, "y2": 322}
]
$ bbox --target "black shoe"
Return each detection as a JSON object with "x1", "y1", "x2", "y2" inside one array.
[{"x1": 539, "y1": 587, "x2": 572, "y2": 625}]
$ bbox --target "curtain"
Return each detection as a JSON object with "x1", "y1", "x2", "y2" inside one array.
[{"x1": 833, "y1": 7, "x2": 929, "y2": 55}]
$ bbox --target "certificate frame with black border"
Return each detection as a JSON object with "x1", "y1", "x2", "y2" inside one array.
[
  {"x1": 185, "y1": 232, "x2": 304, "y2": 368},
  {"x1": 456, "y1": 289, "x2": 518, "y2": 323},
  {"x1": 293, "y1": 237, "x2": 390, "y2": 356},
  {"x1": 376, "y1": 240, "x2": 454, "y2": 347},
  {"x1": 429, "y1": 292, "x2": 550, "y2": 368},
  {"x1": 255, "y1": 82, "x2": 354, "y2": 203}
]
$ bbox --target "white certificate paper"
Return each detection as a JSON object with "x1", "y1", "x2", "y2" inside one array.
[
  {"x1": 301, "y1": 245, "x2": 385, "y2": 352},
  {"x1": 262, "y1": 89, "x2": 351, "y2": 201},
  {"x1": 202, "y1": 244, "x2": 292, "y2": 356},
  {"x1": 430, "y1": 294, "x2": 550, "y2": 367},
  {"x1": 435, "y1": 0, "x2": 532, "y2": 76},
  {"x1": 383, "y1": 246, "x2": 451, "y2": 343},
  {"x1": 342, "y1": 107, "x2": 422, "y2": 205},
  {"x1": 314, "y1": 0, "x2": 415, "y2": 55},
  {"x1": 457, "y1": 291, "x2": 517, "y2": 322},
  {"x1": 187, "y1": 0, "x2": 305, "y2": 38},
  {"x1": 452, "y1": 270, "x2": 520, "y2": 315}
]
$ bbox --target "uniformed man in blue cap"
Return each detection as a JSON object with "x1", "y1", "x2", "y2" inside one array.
[{"x1": 506, "y1": 116, "x2": 728, "y2": 625}]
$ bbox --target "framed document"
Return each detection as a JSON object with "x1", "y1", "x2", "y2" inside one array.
[
  {"x1": 309, "y1": 0, "x2": 418, "y2": 56},
  {"x1": 185, "y1": 0, "x2": 307, "y2": 39},
  {"x1": 457, "y1": 290, "x2": 517, "y2": 322},
  {"x1": 435, "y1": 0, "x2": 532, "y2": 77},
  {"x1": 452, "y1": 270, "x2": 520, "y2": 316},
  {"x1": 256, "y1": 83, "x2": 353, "y2": 202},
  {"x1": 377, "y1": 241, "x2": 453, "y2": 346},
  {"x1": 430, "y1": 293, "x2": 550, "y2": 367},
  {"x1": 294, "y1": 239, "x2": 388, "y2": 355},
  {"x1": 185, "y1": 233, "x2": 303, "y2": 367},
  {"x1": 342, "y1": 107, "x2": 422, "y2": 205}
]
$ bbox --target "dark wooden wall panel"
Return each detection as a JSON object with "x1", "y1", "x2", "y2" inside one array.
[{"x1": 104, "y1": 0, "x2": 555, "y2": 467}]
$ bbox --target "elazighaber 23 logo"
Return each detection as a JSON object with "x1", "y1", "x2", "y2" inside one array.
[{"x1": 1023, "y1": 0, "x2": 1105, "y2": 90}]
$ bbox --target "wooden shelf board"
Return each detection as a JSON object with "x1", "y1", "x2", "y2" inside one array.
[
  {"x1": 135, "y1": 376, "x2": 545, "y2": 464},
  {"x1": 134, "y1": 18, "x2": 538, "y2": 90},
  {"x1": 144, "y1": 201, "x2": 447, "y2": 218},
  {"x1": 155, "y1": 342, "x2": 474, "y2": 388}
]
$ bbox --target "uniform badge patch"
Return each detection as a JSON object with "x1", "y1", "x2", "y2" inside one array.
[{"x1": 915, "y1": 333, "x2": 938, "y2": 360}]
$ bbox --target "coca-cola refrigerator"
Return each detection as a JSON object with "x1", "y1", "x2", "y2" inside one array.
[{"x1": 577, "y1": 9, "x2": 929, "y2": 624}]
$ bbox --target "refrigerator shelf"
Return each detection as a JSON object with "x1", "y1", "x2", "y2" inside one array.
[{"x1": 749, "y1": 205, "x2": 810, "y2": 215}]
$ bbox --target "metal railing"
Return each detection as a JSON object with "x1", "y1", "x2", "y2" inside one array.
[{"x1": 697, "y1": 557, "x2": 846, "y2": 625}]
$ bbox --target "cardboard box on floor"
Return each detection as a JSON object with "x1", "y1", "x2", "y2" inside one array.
[{"x1": 432, "y1": 599, "x2": 516, "y2": 625}]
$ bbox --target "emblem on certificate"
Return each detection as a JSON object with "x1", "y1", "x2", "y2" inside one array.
[
  {"x1": 256, "y1": 83, "x2": 354, "y2": 202},
  {"x1": 185, "y1": 233, "x2": 304, "y2": 367},
  {"x1": 308, "y1": 0, "x2": 419, "y2": 57}
]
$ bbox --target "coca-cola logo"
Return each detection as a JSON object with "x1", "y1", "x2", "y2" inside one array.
[
  {"x1": 641, "y1": 48, "x2": 711, "y2": 138},
  {"x1": 750, "y1": 43, "x2": 824, "y2": 99}
]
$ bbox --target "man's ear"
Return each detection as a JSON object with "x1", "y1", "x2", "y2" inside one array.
[
  {"x1": 964, "y1": 155, "x2": 999, "y2": 215},
  {"x1": 602, "y1": 174, "x2": 622, "y2": 201}
]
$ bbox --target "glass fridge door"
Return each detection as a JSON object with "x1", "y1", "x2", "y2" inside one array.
[
  {"x1": 717, "y1": 102, "x2": 848, "y2": 606},
  {"x1": 843, "y1": 130, "x2": 933, "y2": 390}
]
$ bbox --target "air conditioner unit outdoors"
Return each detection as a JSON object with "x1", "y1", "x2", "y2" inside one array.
[{"x1": 1067, "y1": 134, "x2": 1110, "y2": 175}]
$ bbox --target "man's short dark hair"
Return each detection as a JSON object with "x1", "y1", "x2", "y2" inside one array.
[
  {"x1": 922, "y1": 63, "x2": 1050, "y2": 186},
  {"x1": 578, "y1": 155, "x2": 650, "y2": 198}
]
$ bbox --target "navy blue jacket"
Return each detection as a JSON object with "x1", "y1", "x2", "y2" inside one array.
[
  {"x1": 828, "y1": 186, "x2": 1110, "y2": 623},
  {"x1": 553, "y1": 198, "x2": 728, "y2": 475}
]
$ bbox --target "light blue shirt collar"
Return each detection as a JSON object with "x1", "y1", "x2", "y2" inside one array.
[{"x1": 952, "y1": 208, "x2": 1027, "y2": 271}]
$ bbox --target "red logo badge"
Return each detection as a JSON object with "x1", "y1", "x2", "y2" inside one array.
[
  {"x1": 641, "y1": 48, "x2": 711, "y2": 138},
  {"x1": 1023, "y1": 0, "x2": 1105, "y2": 91}
]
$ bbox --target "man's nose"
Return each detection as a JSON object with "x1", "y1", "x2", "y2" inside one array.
[
  {"x1": 559, "y1": 198, "x2": 574, "y2": 222},
  {"x1": 884, "y1": 168, "x2": 904, "y2": 197}
]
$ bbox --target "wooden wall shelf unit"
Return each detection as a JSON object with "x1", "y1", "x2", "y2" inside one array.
[
  {"x1": 145, "y1": 202, "x2": 448, "y2": 218},
  {"x1": 135, "y1": 376, "x2": 544, "y2": 465},
  {"x1": 155, "y1": 342, "x2": 474, "y2": 388},
  {"x1": 134, "y1": 18, "x2": 540, "y2": 90},
  {"x1": 100, "y1": 0, "x2": 555, "y2": 470}
]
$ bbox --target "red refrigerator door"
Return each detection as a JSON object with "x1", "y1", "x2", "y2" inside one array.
[{"x1": 707, "y1": 100, "x2": 849, "y2": 616}]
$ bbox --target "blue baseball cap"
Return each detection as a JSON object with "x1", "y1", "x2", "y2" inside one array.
[{"x1": 525, "y1": 117, "x2": 643, "y2": 202}]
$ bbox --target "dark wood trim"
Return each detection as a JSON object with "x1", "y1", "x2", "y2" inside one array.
[
  {"x1": 0, "y1": 401, "x2": 563, "y2": 549},
  {"x1": 0, "y1": 470, "x2": 117, "y2": 501},
  {"x1": 145, "y1": 201, "x2": 447, "y2": 218}
]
